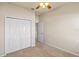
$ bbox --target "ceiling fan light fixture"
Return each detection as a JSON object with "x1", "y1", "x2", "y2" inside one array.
[
  {"x1": 35, "y1": 2, "x2": 52, "y2": 9},
  {"x1": 40, "y1": 3, "x2": 44, "y2": 7},
  {"x1": 42, "y1": 5, "x2": 45, "y2": 8},
  {"x1": 45, "y1": 3, "x2": 49, "y2": 6}
]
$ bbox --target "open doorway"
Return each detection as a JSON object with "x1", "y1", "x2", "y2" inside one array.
[
  {"x1": 35, "y1": 23, "x2": 38, "y2": 42},
  {"x1": 35, "y1": 22, "x2": 45, "y2": 44}
]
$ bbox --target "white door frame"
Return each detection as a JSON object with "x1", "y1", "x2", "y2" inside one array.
[{"x1": 4, "y1": 17, "x2": 32, "y2": 55}]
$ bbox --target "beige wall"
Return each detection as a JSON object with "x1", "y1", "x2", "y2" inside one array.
[
  {"x1": 40, "y1": 3, "x2": 79, "y2": 56},
  {"x1": 0, "y1": 3, "x2": 35, "y2": 56}
]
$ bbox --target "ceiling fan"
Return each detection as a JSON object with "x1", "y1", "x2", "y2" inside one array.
[{"x1": 35, "y1": 2, "x2": 52, "y2": 10}]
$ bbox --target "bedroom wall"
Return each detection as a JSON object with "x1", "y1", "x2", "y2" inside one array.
[
  {"x1": 40, "y1": 3, "x2": 79, "y2": 56},
  {"x1": 0, "y1": 3, "x2": 35, "y2": 56}
]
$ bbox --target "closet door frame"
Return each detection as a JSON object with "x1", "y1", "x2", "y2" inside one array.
[{"x1": 4, "y1": 17, "x2": 32, "y2": 55}]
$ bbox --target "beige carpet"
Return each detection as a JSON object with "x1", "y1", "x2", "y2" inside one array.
[{"x1": 5, "y1": 42, "x2": 77, "y2": 57}]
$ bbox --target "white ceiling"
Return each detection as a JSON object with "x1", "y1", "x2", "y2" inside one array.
[{"x1": 10, "y1": 2, "x2": 66, "y2": 15}]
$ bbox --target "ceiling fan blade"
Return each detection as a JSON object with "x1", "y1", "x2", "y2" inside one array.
[
  {"x1": 47, "y1": 5, "x2": 52, "y2": 9},
  {"x1": 36, "y1": 5, "x2": 40, "y2": 9}
]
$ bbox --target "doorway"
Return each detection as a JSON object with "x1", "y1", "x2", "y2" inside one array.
[{"x1": 35, "y1": 22, "x2": 45, "y2": 43}]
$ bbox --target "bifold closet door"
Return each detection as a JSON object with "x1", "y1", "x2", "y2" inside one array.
[{"x1": 5, "y1": 17, "x2": 31, "y2": 54}]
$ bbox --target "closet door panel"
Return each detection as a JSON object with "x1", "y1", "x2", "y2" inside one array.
[
  {"x1": 5, "y1": 18, "x2": 32, "y2": 54},
  {"x1": 25, "y1": 21, "x2": 31, "y2": 48},
  {"x1": 19, "y1": 20, "x2": 31, "y2": 49},
  {"x1": 5, "y1": 19, "x2": 20, "y2": 53},
  {"x1": 19, "y1": 21, "x2": 26, "y2": 49}
]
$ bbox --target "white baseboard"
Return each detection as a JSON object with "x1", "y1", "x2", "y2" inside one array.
[{"x1": 45, "y1": 42, "x2": 79, "y2": 57}]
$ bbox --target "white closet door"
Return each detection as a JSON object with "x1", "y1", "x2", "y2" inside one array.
[
  {"x1": 19, "y1": 20, "x2": 31, "y2": 49},
  {"x1": 5, "y1": 17, "x2": 31, "y2": 54}
]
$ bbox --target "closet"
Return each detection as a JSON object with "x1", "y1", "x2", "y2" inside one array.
[{"x1": 5, "y1": 17, "x2": 32, "y2": 54}]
